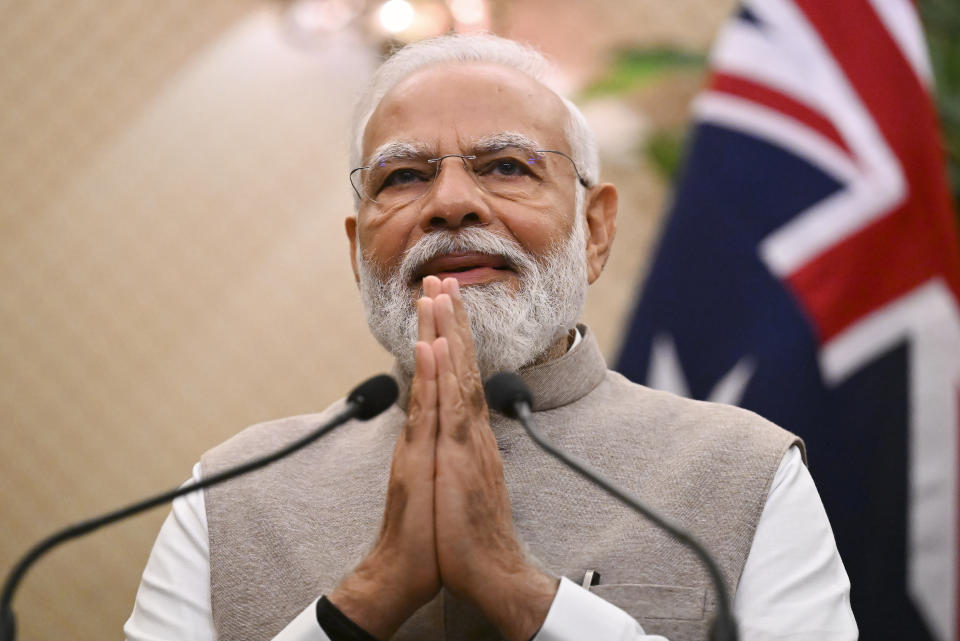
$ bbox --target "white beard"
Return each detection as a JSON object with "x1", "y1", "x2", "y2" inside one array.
[{"x1": 356, "y1": 221, "x2": 588, "y2": 379}]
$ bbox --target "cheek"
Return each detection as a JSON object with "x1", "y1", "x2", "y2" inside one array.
[
  {"x1": 356, "y1": 208, "x2": 419, "y2": 273},
  {"x1": 502, "y1": 201, "x2": 573, "y2": 255}
]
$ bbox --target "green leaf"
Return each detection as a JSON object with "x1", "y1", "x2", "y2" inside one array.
[
  {"x1": 581, "y1": 48, "x2": 705, "y2": 100},
  {"x1": 643, "y1": 130, "x2": 686, "y2": 180},
  {"x1": 920, "y1": 0, "x2": 960, "y2": 212}
]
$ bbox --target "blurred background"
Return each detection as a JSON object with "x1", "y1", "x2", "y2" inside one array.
[{"x1": 1, "y1": 0, "x2": 957, "y2": 639}]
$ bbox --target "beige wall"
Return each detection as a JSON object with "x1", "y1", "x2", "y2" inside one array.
[{"x1": 0, "y1": 1, "x2": 731, "y2": 637}]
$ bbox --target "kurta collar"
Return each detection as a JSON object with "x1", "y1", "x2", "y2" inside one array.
[{"x1": 392, "y1": 324, "x2": 608, "y2": 412}]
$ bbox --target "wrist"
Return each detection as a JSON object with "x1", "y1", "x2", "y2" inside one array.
[
  {"x1": 316, "y1": 596, "x2": 380, "y2": 641},
  {"x1": 328, "y1": 556, "x2": 422, "y2": 640},
  {"x1": 470, "y1": 562, "x2": 559, "y2": 641}
]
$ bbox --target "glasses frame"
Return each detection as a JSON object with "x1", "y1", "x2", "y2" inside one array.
[{"x1": 349, "y1": 148, "x2": 591, "y2": 206}]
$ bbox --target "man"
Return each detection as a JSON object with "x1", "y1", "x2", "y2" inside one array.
[{"x1": 125, "y1": 34, "x2": 857, "y2": 641}]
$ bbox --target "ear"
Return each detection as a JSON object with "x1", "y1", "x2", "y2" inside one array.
[
  {"x1": 583, "y1": 183, "x2": 618, "y2": 284},
  {"x1": 344, "y1": 216, "x2": 360, "y2": 284}
]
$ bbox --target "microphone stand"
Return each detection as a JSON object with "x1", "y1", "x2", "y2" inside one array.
[
  {"x1": 512, "y1": 402, "x2": 738, "y2": 641},
  {"x1": 486, "y1": 373, "x2": 737, "y2": 641},
  {"x1": 0, "y1": 374, "x2": 398, "y2": 641}
]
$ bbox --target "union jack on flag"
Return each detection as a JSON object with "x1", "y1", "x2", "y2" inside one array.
[{"x1": 616, "y1": 1, "x2": 960, "y2": 639}]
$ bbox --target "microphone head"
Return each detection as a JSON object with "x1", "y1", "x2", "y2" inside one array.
[
  {"x1": 484, "y1": 372, "x2": 532, "y2": 419},
  {"x1": 347, "y1": 374, "x2": 399, "y2": 420}
]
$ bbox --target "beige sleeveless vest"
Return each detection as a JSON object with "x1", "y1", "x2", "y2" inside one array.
[{"x1": 201, "y1": 327, "x2": 801, "y2": 641}]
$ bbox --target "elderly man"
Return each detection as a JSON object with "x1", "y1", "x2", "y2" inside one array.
[{"x1": 125, "y1": 34, "x2": 857, "y2": 641}]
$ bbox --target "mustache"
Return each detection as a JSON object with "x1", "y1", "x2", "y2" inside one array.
[{"x1": 398, "y1": 228, "x2": 536, "y2": 285}]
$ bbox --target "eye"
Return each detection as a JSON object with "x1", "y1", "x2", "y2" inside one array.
[
  {"x1": 481, "y1": 155, "x2": 537, "y2": 179},
  {"x1": 493, "y1": 159, "x2": 524, "y2": 175},
  {"x1": 379, "y1": 166, "x2": 431, "y2": 191}
]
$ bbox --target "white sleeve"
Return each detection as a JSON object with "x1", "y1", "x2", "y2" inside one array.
[
  {"x1": 271, "y1": 599, "x2": 330, "y2": 640},
  {"x1": 533, "y1": 577, "x2": 666, "y2": 641},
  {"x1": 123, "y1": 463, "x2": 329, "y2": 641},
  {"x1": 533, "y1": 446, "x2": 857, "y2": 641},
  {"x1": 733, "y1": 446, "x2": 858, "y2": 640}
]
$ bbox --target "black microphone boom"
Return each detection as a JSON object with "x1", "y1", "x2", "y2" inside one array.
[
  {"x1": 0, "y1": 374, "x2": 398, "y2": 641},
  {"x1": 485, "y1": 372, "x2": 738, "y2": 641}
]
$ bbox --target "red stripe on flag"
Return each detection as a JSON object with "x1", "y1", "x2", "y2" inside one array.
[
  {"x1": 709, "y1": 72, "x2": 852, "y2": 156},
  {"x1": 787, "y1": 201, "x2": 945, "y2": 340},
  {"x1": 787, "y1": 0, "x2": 960, "y2": 344}
]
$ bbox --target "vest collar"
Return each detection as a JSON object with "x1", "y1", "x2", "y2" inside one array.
[{"x1": 393, "y1": 324, "x2": 608, "y2": 412}]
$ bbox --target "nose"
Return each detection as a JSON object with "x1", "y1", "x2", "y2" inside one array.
[{"x1": 417, "y1": 155, "x2": 493, "y2": 231}]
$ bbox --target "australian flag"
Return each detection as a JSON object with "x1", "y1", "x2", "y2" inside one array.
[{"x1": 616, "y1": 1, "x2": 960, "y2": 639}]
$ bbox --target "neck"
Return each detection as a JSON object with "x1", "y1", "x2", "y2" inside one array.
[{"x1": 525, "y1": 329, "x2": 575, "y2": 369}]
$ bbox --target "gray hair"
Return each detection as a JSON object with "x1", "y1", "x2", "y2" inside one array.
[{"x1": 349, "y1": 33, "x2": 599, "y2": 210}]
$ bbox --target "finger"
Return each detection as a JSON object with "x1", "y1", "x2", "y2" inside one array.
[
  {"x1": 434, "y1": 292, "x2": 479, "y2": 387},
  {"x1": 422, "y1": 275, "x2": 443, "y2": 299},
  {"x1": 441, "y1": 278, "x2": 472, "y2": 336},
  {"x1": 433, "y1": 293, "x2": 464, "y2": 374},
  {"x1": 439, "y1": 278, "x2": 479, "y2": 365},
  {"x1": 417, "y1": 297, "x2": 436, "y2": 343},
  {"x1": 433, "y1": 337, "x2": 470, "y2": 443},
  {"x1": 406, "y1": 340, "x2": 438, "y2": 443},
  {"x1": 433, "y1": 292, "x2": 455, "y2": 338}
]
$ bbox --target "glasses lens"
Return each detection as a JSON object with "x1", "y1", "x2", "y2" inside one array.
[
  {"x1": 351, "y1": 148, "x2": 578, "y2": 207},
  {"x1": 358, "y1": 156, "x2": 435, "y2": 206},
  {"x1": 470, "y1": 148, "x2": 549, "y2": 200}
]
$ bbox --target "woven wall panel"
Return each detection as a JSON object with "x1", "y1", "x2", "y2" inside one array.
[{"x1": 0, "y1": 1, "x2": 726, "y2": 637}]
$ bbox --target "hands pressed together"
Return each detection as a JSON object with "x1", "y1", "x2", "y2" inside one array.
[{"x1": 329, "y1": 276, "x2": 558, "y2": 641}]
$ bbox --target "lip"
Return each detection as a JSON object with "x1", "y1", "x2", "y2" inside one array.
[{"x1": 413, "y1": 252, "x2": 513, "y2": 285}]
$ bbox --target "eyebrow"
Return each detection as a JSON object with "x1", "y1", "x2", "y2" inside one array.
[
  {"x1": 363, "y1": 133, "x2": 548, "y2": 170},
  {"x1": 472, "y1": 132, "x2": 543, "y2": 154},
  {"x1": 365, "y1": 140, "x2": 433, "y2": 167}
]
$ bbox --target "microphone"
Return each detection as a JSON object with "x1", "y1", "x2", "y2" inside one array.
[
  {"x1": 485, "y1": 372, "x2": 738, "y2": 641},
  {"x1": 0, "y1": 374, "x2": 399, "y2": 641},
  {"x1": 348, "y1": 374, "x2": 399, "y2": 419}
]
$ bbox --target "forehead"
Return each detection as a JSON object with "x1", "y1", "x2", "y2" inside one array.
[{"x1": 361, "y1": 63, "x2": 570, "y2": 161}]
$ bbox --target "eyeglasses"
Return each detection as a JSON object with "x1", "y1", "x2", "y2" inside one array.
[{"x1": 350, "y1": 146, "x2": 590, "y2": 210}]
